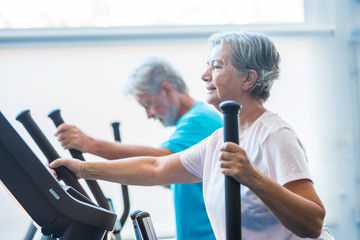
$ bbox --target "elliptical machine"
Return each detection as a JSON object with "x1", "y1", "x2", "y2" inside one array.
[
  {"x1": 10, "y1": 109, "x2": 131, "y2": 240},
  {"x1": 0, "y1": 110, "x2": 117, "y2": 240}
]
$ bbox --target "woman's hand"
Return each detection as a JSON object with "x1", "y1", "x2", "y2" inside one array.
[
  {"x1": 49, "y1": 158, "x2": 86, "y2": 180},
  {"x1": 219, "y1": 142, "x2": 260, "y2": 186}
]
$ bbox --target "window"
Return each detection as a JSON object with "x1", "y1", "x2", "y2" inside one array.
[{"x1": 0, "y1": 0, "x2": 304, "y2": 29}]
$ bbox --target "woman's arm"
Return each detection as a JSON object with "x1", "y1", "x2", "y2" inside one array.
[
  {"x1": 249, "y1": 175, "x2": 325, "y2": 238},
  {"x1": 219, "y1": 142, "x2": 325, "y2": 238},
  {"x1": 50, "y1": 153, "x2": 201, "y2": 186}
]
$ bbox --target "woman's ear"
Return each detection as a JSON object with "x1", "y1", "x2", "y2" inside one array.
[{"x1": 242, "y1": 70, "x2": 258, "y2": 91}]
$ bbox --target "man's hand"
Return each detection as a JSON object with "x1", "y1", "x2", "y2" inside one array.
[{"x1": 55, "y1": 124, "x2": 92, "y2": 152}]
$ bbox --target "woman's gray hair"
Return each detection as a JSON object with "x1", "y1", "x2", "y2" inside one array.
[
  {"x1": 124, "y1": 57, "x2": 188, "y2": 96},
  {"x1": 208, "y1": 31, "x2": 281, "y2": 102}
]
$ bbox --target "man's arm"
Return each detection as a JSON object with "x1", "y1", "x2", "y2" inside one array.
[
  {"x1": 88, "y1": 140, "x2": 173, "y2": 159},
  {"x1": 56, "y1": 124, "x2": 173, "y2": 159},
  {"x1": 50, "y1": 153, "x2": 200, "y2": 186}
]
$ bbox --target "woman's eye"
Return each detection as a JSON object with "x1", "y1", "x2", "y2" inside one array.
[{"x1": 213, "y1": 65, "x2": 222, "y2": 70}]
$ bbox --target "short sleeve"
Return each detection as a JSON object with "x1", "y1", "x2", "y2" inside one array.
[
  {"x1": 179, "y1": 129, "x2": 222, "y2": 180},
  {"x1": 179, "y1": 137, "x2": 208, "y2": 179},
  {"x1": 262, "y1": 127, "x2": 312, "y2": 185}
]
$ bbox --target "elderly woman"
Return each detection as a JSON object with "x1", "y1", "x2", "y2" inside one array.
[{"x1": 50, "y1": 31, "x2": 334, "y2": 239}]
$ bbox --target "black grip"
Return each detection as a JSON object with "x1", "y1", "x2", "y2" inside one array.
[
  {"x1": 16, "y1": 110, "x2": 90, "y2": 199},
  {"x1": 111, "y1": 122, "x2": 121, "y2": 142},
  {"x1": 48, "y1": 109, "x2": 110, "y2": 210},
  {"x1": 111, "y1": 122, "x2": 130, "y2": 228},
  {"x1": 219, "y1": 101, "x2": 242, "y2": 240},
  {"x1": 48, "y1": 109, "x2": 84, "y2": 160}
]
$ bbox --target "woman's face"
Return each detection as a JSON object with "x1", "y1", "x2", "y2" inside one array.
[{"x1": 201, "y1": 43, "x2": 245, "y2": 108}]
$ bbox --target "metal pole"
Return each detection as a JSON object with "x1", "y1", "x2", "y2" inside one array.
[
  {"x1": 220, "y1": 100, "x2": 242, "y2": 240},
  {"x1": 110, "y1": 122, "x2": 130, "y2": 229},
  {"x1": 130, "y1": 210, "x2": 143, "y2": 240},
  {"x1": 136, "y1": 211, "x2": 158, "y2": 240}
]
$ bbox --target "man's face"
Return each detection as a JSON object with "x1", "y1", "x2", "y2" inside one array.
[{"x1": 136, "y1": 91, "x2": 178, "y2": 127}]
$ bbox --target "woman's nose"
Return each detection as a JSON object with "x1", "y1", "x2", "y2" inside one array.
[{"x1": 201, "y1": 68, "x2": 211, "y2": 82}]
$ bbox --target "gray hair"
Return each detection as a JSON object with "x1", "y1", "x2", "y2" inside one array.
[
  {"x1": 208, "y1": 31, "x2": 281, "y2": 102},
  {"x1": 124, "y1": 57, "x2": 188, "y2": 96}
]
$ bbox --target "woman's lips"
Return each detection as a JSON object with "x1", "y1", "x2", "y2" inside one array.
[{"x1": 207, "y1": 86, "x2": 216, "y2": 92}]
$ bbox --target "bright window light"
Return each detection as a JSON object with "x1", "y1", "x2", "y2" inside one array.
[{"x1": 0, "y1": 0, "x2": 304, "y2": 29}]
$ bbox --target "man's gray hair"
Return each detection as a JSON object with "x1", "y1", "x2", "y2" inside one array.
[
  {"x1": 124, "y1": 57, "x2": 188, "y2": 96},
  {"x1": 208, "y1": 31, "x2": 281, "y2": 102}
]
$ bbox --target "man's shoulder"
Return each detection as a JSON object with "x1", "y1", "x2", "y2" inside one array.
[{"x1": 187, "y1": 102, "x2": 221, "y2": 119}]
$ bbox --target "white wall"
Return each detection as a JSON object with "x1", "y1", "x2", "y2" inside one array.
[{"x1": 0, "y1": 2, "x2": 360, "y2": 238}]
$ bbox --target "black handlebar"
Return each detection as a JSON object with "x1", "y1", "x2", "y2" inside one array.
[
  {"x1": 48, "y1": 109, "x2": 84, "y2": 160},
  {"x1": 48, "y1": 109, "x2": 110, "y2": 210},
  {"x1": 220, "y1": 100, "x2": 242, "y2": 240},
  {"x1": 110, "y1": 122, "x2": 130, "y2": 228},
  {"x1": 111, "y1": 122, "x2": 121, "y2": 142},
  {"x1": 16, "y1": 110, "x2": 90, "y2": 199}
]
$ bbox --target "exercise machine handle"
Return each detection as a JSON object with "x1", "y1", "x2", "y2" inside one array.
[
  {"x1": 136, "y1": 211, "x2": 158, "y2": 240},
  {"x1": 111, "y1": 122, "x2": 121, "y2": 142},
  {"x1": 48, "y1": 109, "x2": 110, "y2": 210},
  {"x1": 130, "y1": 210, "x2": 143, "y2": 240},
  {"x1": 16, "y1": 110, "x2": 90, "y2": 199},
  {"x1": 48, "y1": 109, "x2": 84, "y2": 161},
  {"x1": 220, "y1": 100, "x2": 242, "y2": 240},
  {"x1": 111, "y1": 122, "x2": 130, "y2": 228}
]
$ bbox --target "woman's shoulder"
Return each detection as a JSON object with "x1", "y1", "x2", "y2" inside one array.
[
  {"x1": 253, "y1": 110, "x2": 298, "y2": 144},
  {"x1": 258, "y1": 111, "x2": 294, "y2": 133}
]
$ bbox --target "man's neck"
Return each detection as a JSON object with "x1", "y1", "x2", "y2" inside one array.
[{"x1": 176, "y1": 94, "x2": 196, "y2": 120}]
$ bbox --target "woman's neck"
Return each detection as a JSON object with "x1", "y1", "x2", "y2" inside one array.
[{"x1": 238, "y1": 100, "x2": 266, "y2": 132}]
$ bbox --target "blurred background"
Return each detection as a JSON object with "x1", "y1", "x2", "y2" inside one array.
[{"x1": 0, "y1": 0, "x2": 359, "y2": 239}]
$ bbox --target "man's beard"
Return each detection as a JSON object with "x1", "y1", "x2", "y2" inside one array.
[{"x1": 156, "y1": 105, "x2": 178, "y2": 127}]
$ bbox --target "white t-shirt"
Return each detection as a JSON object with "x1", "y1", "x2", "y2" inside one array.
[{"x1": 180, "y1": 110, "x2": 334, "y2": 240}]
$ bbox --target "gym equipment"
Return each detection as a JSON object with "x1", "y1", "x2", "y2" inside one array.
[
  {"x1": 48, "y1": 109, "x2": 119, "y2": 240},
  {"x1": 130, "y1": 210, "x2": 143, "y2": 240},
  {"x1": 48, "y1": 109, "x2": 109, "y2": 211},
  {"x1": 0, "y1": 111, "x2": 117, "y2": 240},
  {"x1": 110, "y1": 122, "x2": 158, "y2": 240},
  {"x1": 135, "y1": 211, "x2": 158, "y2": 240},
  {"x1": 110, "y1": 121, "x2": 130, "y2": 230},
  {"x1": 111, "y1": 122, "x2": 122, "y2": 142},
  {"x1": 48, "y1": 109, "x2": 132, "y2": 239},
  {"x1": 220, "y1": 100, "x2": 242, "y2": 240},
  {"x1": 16, "y1": 110, "x2": 90, "y2": 199}
]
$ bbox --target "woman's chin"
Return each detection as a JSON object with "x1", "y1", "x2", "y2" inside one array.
[{"x1": 206, "y1": 96, "x2": 220, "y2": 106}]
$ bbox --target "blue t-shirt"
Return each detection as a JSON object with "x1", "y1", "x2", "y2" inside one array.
[{"x1": 161, "y1": 102, "x2": 222, "y2": 240}]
